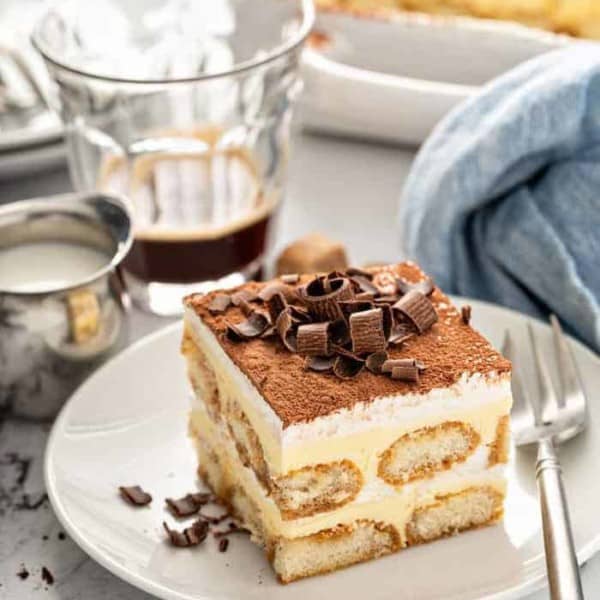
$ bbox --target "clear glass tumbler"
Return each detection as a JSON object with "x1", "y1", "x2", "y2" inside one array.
[{"x1": 33, "y1": 0, "x2": 314, "y2": 315}]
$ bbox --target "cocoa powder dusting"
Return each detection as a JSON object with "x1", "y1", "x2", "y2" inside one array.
[{"x1": 185, "y1": 263, "x2": 511, "y2": 427}]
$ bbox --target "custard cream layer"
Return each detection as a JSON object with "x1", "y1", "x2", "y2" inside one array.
[
  {"x1": 185, "y1": 308, "x2": 512, "y2": 476},
  {"x1": 191, "y1": 404, "x2": 506, "y2": 543}
]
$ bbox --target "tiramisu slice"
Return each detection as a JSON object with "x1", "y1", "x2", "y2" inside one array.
[{"x1": 182, "y1": 263, "x2": 512, "y2": 583}]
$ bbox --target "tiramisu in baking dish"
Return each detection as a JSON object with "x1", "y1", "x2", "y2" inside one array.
[
  {"x1": 315, "y1": 0, "x2": 600, "y2": 39},
  {"x1": 182, "y1": 263, "x2": 512, "y2": 582}
]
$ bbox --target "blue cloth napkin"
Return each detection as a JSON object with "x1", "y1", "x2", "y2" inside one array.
[{"x1": 400, "y1": 45, "x2": 600, "y2": 352}]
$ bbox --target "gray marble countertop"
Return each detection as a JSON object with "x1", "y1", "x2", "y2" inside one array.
[{"x1": 0, "y1": 131, "x2": 597, "y2": 599}]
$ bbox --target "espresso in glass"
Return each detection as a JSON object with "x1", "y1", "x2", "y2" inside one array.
[
  {"x1": 33, "y1": 0, "x2": 314, "y2": 315},
  {"x1": 98, "y1": 129, "x2": 280, "y2": 313}
]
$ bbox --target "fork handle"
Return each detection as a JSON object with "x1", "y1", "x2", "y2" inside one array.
[{"x1": 536, "y1": 438, "x2": 584, "y2": 599}]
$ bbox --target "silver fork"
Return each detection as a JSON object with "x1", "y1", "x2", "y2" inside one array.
[{"x1": 503, "y1": 315, "x2": 587, "y2": 599}]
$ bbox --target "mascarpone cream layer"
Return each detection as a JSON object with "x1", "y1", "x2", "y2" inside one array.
[
  {"x1": 191, "y1": 406, "x2": 506, "y2": 543},
  {"x1": 185, "y1": 308, "x2": 512, "y2": 475}
]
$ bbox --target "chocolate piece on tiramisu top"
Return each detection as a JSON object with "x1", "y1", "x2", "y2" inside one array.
[{"x1": 182, "y1": 262, "x2": 512, "y2": 583}]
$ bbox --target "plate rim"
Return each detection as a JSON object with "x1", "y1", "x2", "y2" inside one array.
[{"x1": 44, "y1": 299, "x2": 600, "y2": 600}]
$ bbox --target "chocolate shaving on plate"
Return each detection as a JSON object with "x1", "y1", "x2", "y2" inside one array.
[
  {"x1": 297, "y1": 322, "x2": 331, "y2": 356},
  {"x1": 219, "y1": 538, "x2": 230, "y2": 552},
  {"x1": 396, "y1": 276, "x2": 435, "y2": 297},
  {"x1": 226, "y1": 311, "x2": 270, "y2": 341},
  {"x1": 213, "y1": 524, "x2": 251, "y2": 538},
  {"x1": 391, "y1": 365, "x2": 420, "y2": 382},
  {"x1": 349, "y1": 308, "x2": 386, "y2": 354},
  {"x1": 119, "y1": 485, "x2": 152, "y2": 507},
  {"x1": 166, "y1": 493, "x2": 212, "y2": 518},
  {"x1": 333, "y1": 353, "x2": 365, "y2": 379},
  {"x1": 189, "y1": 492, "x2": 214, "y2": 504},
  {"x1": 281, "y1": 273, "x2": 300, "y2": 284},
  {"x1": 305, "y1": 355, "x2": 336, "y2": 372},
  {"x1": 365, "y1": 351, "x2": 388, "y2": 374},
  {"x1": 392, "y1": 290, "x2": 438, "y2": 333},
  {"x1": 208, "y1": 294, "x2": 231, "y2": 314},
  {"x1": 461, "y1": 305, "x2": 472, "y2": 325},
  {"x1": 197, "y1": 509, "x2": 230, "y2": 524},
  {"x1": 276, "y1": 308, "x2": 298, "y2": 352},
  {"x1": 163, "y1": 519, "x2": 209, "y2": 547}
]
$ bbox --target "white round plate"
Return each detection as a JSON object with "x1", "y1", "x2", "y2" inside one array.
[
  {"x1": 45, "y1": 299, "x2": 600, "y2": 600},
  {"x1": 300, "y1": 11, "x2": 573, "y2": 145}
]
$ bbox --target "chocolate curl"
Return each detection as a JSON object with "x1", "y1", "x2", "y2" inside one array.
[
  {"x1": 349, "y1": 308, "x2": 386, "y2": 354},
  {"x1": 388, "y1": 322, "x2": 416, "y2": 346},
  {"x1": 260, "y1": 325, "x2": 277, "y2": 339},
  {"x1": 349, "y1": 275, "x2": 379, "y2": 296},
  {"x1": 289, "y1": 305, "x2": 312, "y2": 324},
  {"x1": 276, "y1": 308, "x2": 298, "y2": 352},
  {"x1": 381, "y1": 358, "x2": 426, "y2": 374},
  {"x1": 301, "y1": 277, "x2": 354, "y2": 321},
  {"x1": 165, "y1": 492, "x2": 213, "y2": 518},
  {"x1": 166, "y1": 495, "x2": 200, "y2": 518},
  {"x1": 226, "y1": 311, "x2": 270, "y2": 341},
  {"x1": 163, "y1": 519, "x2": 209, "y2": 547},
  {"x1": 461, "y1": 305, "x2": 472, "y2": 325},
  {"x1": 208, "y1": 294, "x2": 231, "y2": 315},
  {"x1": 391, "y1": 365, "x2": 420, "y2": 382},
  {"x1": 281, "y1": 273, "x2": 300, "y2": 284},
  {"x1": 354, "y1": 291, "x2": 376, "y2": 302},
  {"x1": 381, "y1": 303, "x2": 393, "y2": 339},
  {"x1": 345, "y1": 267, "x2": 374, "y2": 280},
  {"x1": 330, "y1": 318, "x2": 350, "y2": 346},
  {"x1": 119, "y1": 485, "x2": 152, "y2": 506},
  {"x1": 366, "y1": 351, "x2": 388, "y2": 374},
  {"x1": 266, "y1": 292, "x2": 287, "y2": 323},
  {"x1": 258, "y1": 282, "x2": 298, "y2": 303},
  {"x1": 231, "y1": 290, "x2": 258, "y2": 306},
  {"x1": 392, "y1": 290, "x2": 438, "y2": 333},
  {"x1": 305, "y1": 355, "x2": 336, "y2": 372},
  {"x1": 339, "y1": 300, "x2": 375, "y2": 323},
  {"x1": 333, "y1": 353, "x2": 364, "y2": 379},
  {"x1": 374, "y1": 295, "x2": 399, "y2": 305},
  {"x1": 396, "y1": 276, "x2": 435, "y2": 297},
  {"x1": 297, "y1": 322, "x2": 331, "y2": 356}
]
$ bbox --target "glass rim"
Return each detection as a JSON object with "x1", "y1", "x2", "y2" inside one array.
[{"x1": 31, "y1": 0, "x2": 315, "y2": 85}]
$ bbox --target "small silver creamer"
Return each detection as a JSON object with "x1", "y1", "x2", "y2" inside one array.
[{"x1": 0, "y1": 192, "x2": 132, "y2": 420}]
